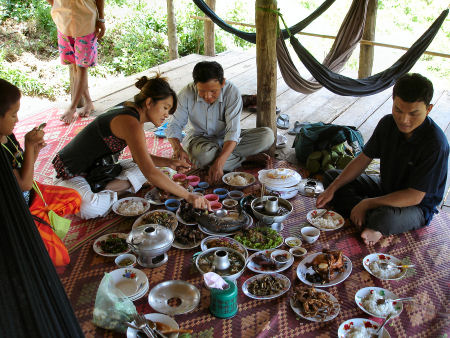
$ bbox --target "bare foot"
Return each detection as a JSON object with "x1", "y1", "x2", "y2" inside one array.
[
  {"x1": 242, "y1": 153, "x2": 272, "y2": 168},
  {"x1": 361, "y1": 228, "x2": 383, "y2": 246},
  {"x1": 60, "y1": 107, "x2": 77, "y2": 124},
  {"x1": 79, "y1": 101, "x2": 95, "y2": 118}
]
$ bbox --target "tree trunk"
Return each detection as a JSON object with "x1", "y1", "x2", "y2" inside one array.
[
  {"x1": 204, "y1": 0, "x2": 216, "y2": 56},
  {"x1": 166, "y1": 0, "x2": 178, "y2": 60},
  {"x1": 256, "y1": 0, "x2": 277, "y2": 154},
  {"x1": 358, "y1": 0, "x2": 378, "y2": 78}
]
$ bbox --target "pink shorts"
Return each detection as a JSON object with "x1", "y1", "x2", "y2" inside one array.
[{"x1": 57, "y1": 31, "x2": 97, "y2": 67}]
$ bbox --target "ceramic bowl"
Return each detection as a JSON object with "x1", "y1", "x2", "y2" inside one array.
[
  {"x1": 173, "y1": 173, "x2": 187, "y2": 182},
  {"x1": 284, "y1": 236, "x2": 302, "y2": 248},
  {"x1": 209, "y1": 201, "x2": 222, "y2": 210},
  {"x1": 197, "y1": 182, "x2": 209, "y2": 189},
  {"x1": 187, "y1": 175, "x2": 200, "y2": 187},
  {"x1": 213, "y1": 188, "x2": 229, "y2": 200},
  {"x1": 289, "y1": 247, "x2": 307, "y2": 258},
  {"x1": 193, "y1": 187, "x2": 205, "y2": 194},
  {"x1": 301, "y1": 226, "x2": 320, "y2": 243},
  {"x1": 115, "y1": 253, "x2": 137, "y2": 268},
  {"x1": 222, "y1": 198, "x2": 238, "y2": 209},
  {"x1": 165, "y1": 199, "x2": 181, "y2": 212},
  {"x1": 228, "y1": 190, "x2": 244, "y2": 201},
  {"x1": 270, "y1": 249, "x2": 293, "y2": 266},
  {"x1": 204, "y1": 194, "x2": 219, "y2": 202}
]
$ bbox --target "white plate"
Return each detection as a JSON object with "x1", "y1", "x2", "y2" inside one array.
[
  {"x1": 112, "y1": 197, "x2": 150, "y2": 217},
  {"x1": 176, "y1": 208, "x2": 197, "y2": 226},
  {"x1": 355, "y1": 287, "x2": 403, "y2": 318},
  {"x1": 172, "y1": 224, "x2": 204, "y2": 249},
  {"x1": 109, "y1": 268, "x2": 149, "y2": 299},
  {"x1": 132, "y1": 209, "x2": 178, "y2": 231},
  {"x1": 127, "y1": 313, "x2": 179, "y2": 338},
  {"x1": 290, "y1": 289, "x2": 340, "y2": 322},
  {"x1": 363, "y1": 253, "x2": 407, "y2": 281},
  {"x1": 234, "y1": 227, "x2": 284, "y2": 251},
  {"x1": 145, "y1": 187, "x2": 181, "y2": 205},
  {"x1": 128, "y1": 282, "x2": 149, "y2": 302},
  {"x1": 201, "y1": 236, "x2": 248, "y2": 259},
  {"x1": 222, "y1": 171, "x2": 256, "y2": 189},
  {"x1": 306, "y1": 209, "x2": 345, "y2": 231},
  {"x1": 93, "y1": 233, "x2": 130, "y2": 257},
  {"x1": 247, "y1": 249, "x2": 294, "y2": 274},
  {"x1": 258, "y1": 169, "x2": 301, "y2": 188},
  {"x1": 296, "y1": 252, "x2": 352, "y2": 287},
  {"x1": 338, "y1": 318, "x2": 390, "y2": 338},
  {"x1": 242, "y1": 273, "x2": 291, "y2": 300}
]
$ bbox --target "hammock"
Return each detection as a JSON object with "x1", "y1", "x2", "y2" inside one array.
[
  {"x1": 193, "y1": 0, "x2": 336, "y2": 43},
  {"x1": 0, "y1": 148, "x2": 83, "y2": 337},
  {"x1": 283, "y1": 8, "x2": 448, "y2": 96},
  {"x1": 277, "y1": 0, "x2": 369, "y2": 94}
]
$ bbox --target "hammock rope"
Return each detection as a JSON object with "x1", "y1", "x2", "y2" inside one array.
[
  {"x1": 283, "y1": 8, "x2": 448, "y2": 96},
  {"x1": 192, "y1": 0, "x2": 335, "y2": 43}
]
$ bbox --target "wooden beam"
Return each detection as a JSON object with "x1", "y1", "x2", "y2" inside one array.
[
  {"x1": 166, "y1": 0, "x2": 178, "y2": 60},
  {"x1": 204, "y1": 0, "x2": 216, "y2": 56},
  {"x1": 359, "y1": 0, "x2": 378, "y2": 78},
  {"x1": 256, "y1": 0, "x2": 277, "y2": 154}
]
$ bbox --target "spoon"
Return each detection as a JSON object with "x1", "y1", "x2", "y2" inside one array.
[
  {"x1": 375, "y1": 313, "x2": 393, "y2": 337},
  {"x1": 379, "y1": 262, "x2": 415, "y2": 270},
  {"x1": 376, "y1": 296, "x2": 415, "y2": 306}
]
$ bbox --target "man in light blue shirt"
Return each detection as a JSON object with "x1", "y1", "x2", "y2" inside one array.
[{"x1": 166, "y1": 61, "x2": 274, "y2": 183}]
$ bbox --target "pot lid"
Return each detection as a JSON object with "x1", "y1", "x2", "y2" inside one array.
[
  {"x1": 258, "y1": 168, "x2": 302, "y2": 188},
  {"x1": 127, "y1": 224, "x2": 174, "y2": 250},
  {"x1": 298, "y1": 178, "x2": 324, "y2": 197}
]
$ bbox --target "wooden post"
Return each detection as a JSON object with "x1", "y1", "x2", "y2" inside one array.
[
  {"x1": 166, "y1": 0, "x2": 178, "y2": 60},
  {"x1": 358, "y1": 0, "x2": 378, "y2": 78},
  {"x1": 69, "y1": 65, "x2": 84, "y2": 108},
  {"x1": 256, "y1": 0, "x2": 277, "y2": 153},
  {"x1": 204, "y1": 0, "x2": 216, "y2": 56}
]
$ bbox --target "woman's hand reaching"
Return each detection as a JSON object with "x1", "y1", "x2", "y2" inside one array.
[{"x1": 186, "y1": 193, "x2": 211, "y2": 210}]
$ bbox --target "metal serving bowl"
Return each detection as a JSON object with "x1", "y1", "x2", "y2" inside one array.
[
  {"x1": 195, "y1": 247, "x2": 246, "y2": 281},
  {"x1": 148, "y1": 280, "x2": 200, "y2": 315},
  {"x1": 250, "y1": 196, "x2": 293, "y2": 225}
]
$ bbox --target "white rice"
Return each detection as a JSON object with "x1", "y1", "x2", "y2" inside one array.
[
  {"x1": 345, "y1": 326, "x2": 378, "y2": 338},
  {"x1": 117, "y1": 200, "x2": 146, "y2": 216},
  {"x1": 361, "y1": 292, "x2": 397, "y2": 317},
  {"x1": 369, "y1": 261, "x2": 402, "y2": 279},
  {"x1": 227, "y1": 175, "x2": 248, "y2": 186},
  {"x1": 310, "y1": 216, "x2": 339, "y2": 229}
]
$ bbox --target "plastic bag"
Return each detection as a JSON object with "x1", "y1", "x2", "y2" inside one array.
[{"x1": 92, "y1": 273, "x2": 137, "y2": 333}]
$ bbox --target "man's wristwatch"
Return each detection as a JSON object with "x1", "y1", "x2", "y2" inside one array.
[{"x1": 97, "y1": 18, "x2": 105, "y2": 23}]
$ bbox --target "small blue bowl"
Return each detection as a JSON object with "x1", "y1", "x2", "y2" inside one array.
[
  {"x1": 193, "y1": 187, "x2": 205, "y2": 194},
  {"x1": 198, "y1": 181, "x2": 209, "y2": 189},
  {"x1": 213, "y1": 188, "x2": 229, "y2": 200},
  {"x1": 165, "y1": 199, "x2": 181, "y2": 212}
]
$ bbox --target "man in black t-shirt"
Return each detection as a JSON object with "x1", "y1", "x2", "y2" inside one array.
[{"x1": 316, "y1": 73, "x2": 449, "y2": 246}]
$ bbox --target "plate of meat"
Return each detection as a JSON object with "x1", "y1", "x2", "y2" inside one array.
[
  {"x1": 172, "y1": 223, "x2": 206, "y2": 249},
  {"x1": 247, "y1": 249, "x2": 294, "y2": 274},
  {"x1": 296, "y1": 249, "x2": 352, "y2": 287},
  {"x1": 290, "y1": 285, "x2": 340, "y2": 322}
]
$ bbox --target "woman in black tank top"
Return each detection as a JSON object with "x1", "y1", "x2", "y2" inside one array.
[{"x1": 53, "y1": 75, "x2": 210, "y2": 218}]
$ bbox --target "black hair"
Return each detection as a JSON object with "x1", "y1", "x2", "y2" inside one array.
[
  {"x1": 192, "y1": 61, "x2": 224, "y2": 84},
  {"x1": 0, "y1": 79, "x2": 21, "y2": 117},
  {"x1": 133, "y1": 74, "x2": 177, "y2": 114},
  {"x1": 393, "y1": 73, "x2": 433, "y2": 106}
]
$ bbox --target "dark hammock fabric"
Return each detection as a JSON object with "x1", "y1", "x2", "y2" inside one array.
[
  {"x1": 193, "y1": 0, "x2": 336, "y2": 44},
  {"x1": 277, "y1": 0, "x2": 368, "y2": 94},
  {"x1": 284, "y1": 9, "x2": 449, "y2": 96},
  {"x1": 0, "y1": 148, "x2": 83, "y2": 337}
]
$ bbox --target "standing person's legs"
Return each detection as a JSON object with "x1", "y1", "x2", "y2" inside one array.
[
  {"x1": 361, "y1": 206, "x2": 425, "y2": 245},
  {"x1": 322, "y1": 169, "x2": 383, "y2": 218},
  {"x1": 223, "y1": 127, "x2": 274, "y2": 171},
  {"x1": 57, "y1": 31, "x2": 97, "y2": 123}
]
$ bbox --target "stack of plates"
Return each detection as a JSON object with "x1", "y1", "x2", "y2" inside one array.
[
  {"x1": 109, "y1": 268, "x2": 149, "y2": 302},
  {"x1": 258, "y1": 168, "x2": 302, "y2": 199}
]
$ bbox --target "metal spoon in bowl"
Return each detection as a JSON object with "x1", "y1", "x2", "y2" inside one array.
[
  {"x1": 375, "y1": 313, "x2": 393, "y2": 337},
  {"x1": 376, "y1": 296, "x2": 415, "y2": 306}
]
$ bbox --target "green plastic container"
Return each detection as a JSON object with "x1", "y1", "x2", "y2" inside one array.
[{"x1": 209, "y1": 280, "x2": 238, "y2": 318}]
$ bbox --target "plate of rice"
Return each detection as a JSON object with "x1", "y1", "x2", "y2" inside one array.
[
  {"x1": 338, "y1": 318, "x2": 390, "y2": 338},
  {"x1": 112, "y1": 197, "x2": 150, "y2": 217},
  {"x1": 363, "y1": 253, "x2": 407, "y2": 281},
  {"x1": 355, "y1": 287, "x2": 403, "y2": 319},
  {"x1": 306, "y1": 209, "x2": 345, "y2": 231},
  {"x1": 222, "y1": 172, "x2": 256, "y2": 189}
]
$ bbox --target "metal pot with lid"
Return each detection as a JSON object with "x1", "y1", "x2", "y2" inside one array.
[{"x1": 127, "y1": 224, "x2": 174, "y2": 268}]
